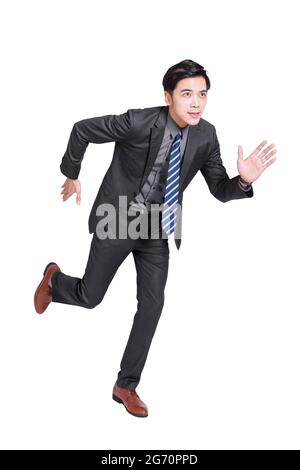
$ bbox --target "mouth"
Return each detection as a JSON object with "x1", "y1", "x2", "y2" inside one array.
[{"x1": 188, "y1": 112, "x2": 200, "y2": 118}]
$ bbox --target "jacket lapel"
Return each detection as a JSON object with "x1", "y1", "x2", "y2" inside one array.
[
  {"x1": 178, "y1": 124, "x2": 201, "y2": 192},
  {"x1": 139, "y1": 107, "x2": 168, "y2": 190}
]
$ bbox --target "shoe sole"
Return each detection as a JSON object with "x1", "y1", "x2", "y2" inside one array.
[
  {"x1": 34, "y1": 262, "x2": 59, "y2": 314},
  {"x1": 112, "y1": 394, "x2": 148, "y2": 418}
]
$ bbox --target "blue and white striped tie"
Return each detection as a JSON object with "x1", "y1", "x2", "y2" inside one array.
[{"x1": 161, "y1": 130, "x2": 182, "y2": 236}]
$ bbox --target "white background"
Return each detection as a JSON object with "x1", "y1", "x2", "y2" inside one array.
[{"x1": 1, "y1": 0, "x2": 299, "y2": 450}]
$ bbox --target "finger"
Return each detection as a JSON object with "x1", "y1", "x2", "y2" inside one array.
[
  {"x1": 258, "y1": 143, "x2": 276, "y2": 159},
  {"x1": 252, "y1": 140, "x2": 268, "y2": 156},
  {"x1": 261, "y1": 143, "x2": 276, "y2": 155},
  {"x1": 261, "y1": 149, "x2": 277, "y2": 163},
  {"x1": 238, "y1": 145, "x2": 243, "y2": 160},
  {"x1": 262, "y1": 156, "x2": 277, "y2": 168},
  {"x1": 63, "y1": 191, "x2": 71, "y2": 200},
  {"x1": 257, "y1": 139, "x2": 268, "y2": 150}
]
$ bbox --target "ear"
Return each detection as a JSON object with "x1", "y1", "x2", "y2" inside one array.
[{"x1": 164, "y1": 90, "x2": 172, "y2": 105}]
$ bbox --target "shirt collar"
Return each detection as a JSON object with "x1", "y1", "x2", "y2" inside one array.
[{"x1": 167, "y1": 108, "x2": 189, "y2": 139}]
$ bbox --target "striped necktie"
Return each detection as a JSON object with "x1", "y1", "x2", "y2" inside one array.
[{"x1": 161, "y1": 130, "x2": 182, "y2": 236}]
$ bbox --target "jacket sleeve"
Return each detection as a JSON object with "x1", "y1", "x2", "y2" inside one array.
[
  {"x1": 60, "y1": 109, "x2": 134, "y2": 179},
  {"x1": 200, "y1": 125, "x2": 254, "y2": 202}
]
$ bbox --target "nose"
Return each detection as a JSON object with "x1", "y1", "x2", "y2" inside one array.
[{"x1": 191, "y1": 97, "x2": 200, "y2": 108}]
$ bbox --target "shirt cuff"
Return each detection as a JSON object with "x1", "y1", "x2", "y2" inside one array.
[{"x1": 238, "y1": 179, "x2": 252, "y2": 192}]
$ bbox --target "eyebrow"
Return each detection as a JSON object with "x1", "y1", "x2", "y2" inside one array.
[{"x1": 180, "y1": 88, "x2": 207, "y2": 93}]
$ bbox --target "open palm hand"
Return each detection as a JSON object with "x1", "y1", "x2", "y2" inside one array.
[{"x1": 237, "y1": 140, "x2": 277, "y2": 184}]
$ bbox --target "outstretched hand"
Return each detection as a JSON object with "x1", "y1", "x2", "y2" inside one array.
[
  {"x1": 61, "y1": 178, "x2": 81, "y2": 205},
  {"x1": 237, "y1": 140, "x2": 277, "y2": 184}
]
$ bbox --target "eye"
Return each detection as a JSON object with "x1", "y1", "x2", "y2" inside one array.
[
  {"x1": 183, "y1": 92, "x2": 191, "y2": 97},
  {"x1": 201, "y1": 92, "x2": 207, "y2": 97}
]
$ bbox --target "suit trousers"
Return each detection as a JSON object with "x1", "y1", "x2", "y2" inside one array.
[{"x1": 51, "y1": 211, "x2": 170, "y2": 390}]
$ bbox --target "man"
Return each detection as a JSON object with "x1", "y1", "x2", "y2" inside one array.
[{"x1": 34, "y1": 59, "x2": 277, "y2": 418}]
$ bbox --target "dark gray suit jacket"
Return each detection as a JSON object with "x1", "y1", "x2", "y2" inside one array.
[{"x1": 60, "y1": 105, "x2": 253, "y2": 249}]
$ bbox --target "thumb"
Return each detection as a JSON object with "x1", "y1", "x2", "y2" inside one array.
[
  {"x1": 238, "y1": 145, "x2": 243, "y2": 161},
  {"x1": 75, "y1": 180, "x2": 81, "y2": 205}
]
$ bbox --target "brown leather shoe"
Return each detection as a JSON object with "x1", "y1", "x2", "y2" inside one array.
[
  {"x1": 34, "y1": 262, "x2": 61, "y2": 314},
  {"x1": 112, "y1": 383, "x2": 148, "y2": 418}
]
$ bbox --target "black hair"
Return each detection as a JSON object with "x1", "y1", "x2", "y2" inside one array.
[{"x1": 162, "y1": 59, "x2": 210, "y2": 95}]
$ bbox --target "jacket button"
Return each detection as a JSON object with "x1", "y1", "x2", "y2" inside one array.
[{"x1": 133, "y1": 191, "x2": 137, "y2": 197}]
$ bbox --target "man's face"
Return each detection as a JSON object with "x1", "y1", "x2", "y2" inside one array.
[{"x1": 164, "y1": 76, "x2": 208, "y2": 127}]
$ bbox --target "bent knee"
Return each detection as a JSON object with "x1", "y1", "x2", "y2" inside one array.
[
  {"x1": 82, "y1": 295, "x2": 104, "y2": 309},
  {"x1": 78, "y1": 283, "x2": 105, "y2": 309}
]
